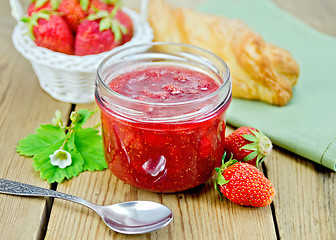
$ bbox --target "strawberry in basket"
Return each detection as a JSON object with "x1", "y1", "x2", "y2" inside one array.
[
  {"x1": 75, "y1": 7, "x2": 132, "y2": 55},
  {"x1": 22, "y1": 0, "x2": 133, "y2": 56},
  {"x1": 21, "y1": 10, "x2": 74, "y2": 54},
  {"x1": 58, "y1": 0, "x2": 89, "y2": 31},
  {"x1": 27, "y1": 0, "x2": 56, "y2": 15}
]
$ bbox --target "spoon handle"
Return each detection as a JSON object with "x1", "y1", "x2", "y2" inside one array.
[{"x1": 0, "y1": 178, "x2": 97, "y2": 210}]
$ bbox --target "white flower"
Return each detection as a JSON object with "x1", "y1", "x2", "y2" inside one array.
[{"x1": 49, "y1": 150, "x2": 72, "y2": 169}]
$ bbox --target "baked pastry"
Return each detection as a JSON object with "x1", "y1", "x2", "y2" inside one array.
[{"x1": 147, "y1": 0, "x2": 300, "y2": 106}]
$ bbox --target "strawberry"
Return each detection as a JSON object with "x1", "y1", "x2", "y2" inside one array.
[
  {"x1": 27, "y1": 0, "x2": 61, "y2": 16},
  {"x1": 58, "y1": 0, "x2": 89, "y2": 31},
  {"x1": 115, "y1": 9, "x2": 133, "y2": 44},
  {"x1": 224, "y1": 126, "x2": 272, "y2": 167},
  {"x1": 74, "y1": 19, "x2": 118, "y2": 55},
  {"x1": 89, "y1": 0, "x2": 133, "y2": 43},
  {"x1": 88, "y1": 0, "x2": 117, "y2": 13},
  {"x1": 74, "y1": 8, "x2": 130, "y2": 55},
  {"x1": 215, "y1": 153, "x2": 275, "y2": 207},
  {"x1": 21, "y1": 10, "x2": 74, "y2": 55},
  {"x1": 28, "y1": 1, "x2": 51, "y2": 16}
]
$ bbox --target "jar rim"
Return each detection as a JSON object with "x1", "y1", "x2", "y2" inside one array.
[{"x1": 96, "y1": 42, "x2": 231, "y2": 107}]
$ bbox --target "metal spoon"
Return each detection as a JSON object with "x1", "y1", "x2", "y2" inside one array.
[{"x1": 0, "y1": 178, "x2": 173, "y2": 235}]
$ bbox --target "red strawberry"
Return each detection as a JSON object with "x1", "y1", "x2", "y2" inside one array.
[
  {"x1": 28, "y1": 2, "x2": 51, "y2": 16},
  {"x1": 58, "y1": 0, "x2": 89, "y2": 31},
  {"x1": 115, "y1": 9, "x2": 133, "y2": 44},
  {"x1": 27, "y1": 0, "x2": 61, "y2": 15},
  {"x1": 22, "y1": 10, "x2": 74, "y2": 55},
  {"x1": 74, "y1": 8, "x2": 130, "y2": 55},
  {"x1": 224, "y1": 126, "x2": 272, "y2": 167},
  {"x1": 89, "y1": 0, "x2": 133, "y2": 43},
  {"x1": 74, "y1": 19, "x2": 118, "y2": 55},
  {"x1": 88, "y1": 0, "x2": 116, "y2": 13},
  {"x1": 215, "y1": 154, "x2": 275, "y2": 207}
]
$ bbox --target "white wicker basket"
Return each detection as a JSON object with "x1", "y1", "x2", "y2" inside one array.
[{"x1": 11, "y1": 0, "x2": 153, "y2": 103}]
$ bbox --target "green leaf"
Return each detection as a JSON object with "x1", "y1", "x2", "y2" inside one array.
[
  {"x1": 251, "y1": 129, "x2": 264, "y2": 139},
  {"x1": 240, "y1": 142, "x2": 258, "y2": 151},
  {"x1": 16, "y1": 124, "x2": 65, "y2": 156},
  {"x1": 73, "y1": 109, "x2": 95, "y2": 129},
  {"x1": 243, "y1": 151, "x2": 258, "y2": 162},
  {"x1": 50, "y1": 0, "x2": 61, "y2": 10},
  {"x1": 242, "y1": 134, "x2": 258, "y2": 142},
  {"x1": 80, "y1": 0, "x2": 89, "y2": 11},
  {"x1": 119, "y1": 24, "x2": 128, "y2": 34},
  {"x1": 255, "y1": 155, "x2": 265, "y2": 168},
  {"x1": 17, "y1": 109, "x2": 106, "y2": 184},
  {"x1": 111, "y1": 19, "x2": 122, "y2": 42},
  {"x1": 33, "y1": 141, "x2": 84, "y2": 183},
  {"x1": 216, "y1": 173, "x2": 228, "y2": 186},
  {"x1": 75, "y1": 128, "x2": 107, "y2": 171},
  {"x1": 21, "y1": 16, "x2": 30, "y2": 23},
  {"x1": 214, "y1": 181, "x2": 223, "y2": 202},
  {"x1": 99, "y1": 18, "x2": 112, "y2": 31},
  {"x1": 88, "y1": 10, "x2": 109, "y2": 20},
  {"x1": 35, "y1": 0, "x2": 49, "y2": 8}
]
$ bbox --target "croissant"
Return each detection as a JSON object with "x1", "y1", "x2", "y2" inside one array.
[{"x1": 147, "y1": 0, "x2": 300, "y2": 106}]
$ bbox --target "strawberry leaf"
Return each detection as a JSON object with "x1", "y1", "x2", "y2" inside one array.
[
  {"x1": 50, "y1": 0, "x2": 61, "y2": 10},
  {"x1": 242, "y1": 134, "x2": 258, "y2": 142},
  {"x1": 17, "y1": 124, "x2": 65, "y2": 156},
  {"x1": 80, "y1": 0, "x2": 89, "y2": 11},
  {"x1": 88, "y1": 10, "x2": 109, "y2": 20},
  {"x1": 216, "y1": 173, "x2": 228, "y2": 185},
  {"x1": 240, "y1": 142, "x2": 258, "y2": 151},
  {"x1": 16, "y1": 109, "x2": 107, "y2": 183},
  {"x1": 243, "y1": 151, "x2": 258, "y2": 162},
  {"x1": 214, "y1": 180, "x2": 223, "y2": 202},
  {"x1": 111, "y1": 19, "x2": 122, "y2": 42},
  {"x1": 255, "y1": 155, "x2": 264, "y2": 167},
  {"x1": 74, "y1": 128, "x2": 107, "y2": 171},
  {"x1": 99, "y1": 18, "x2": 112, "y2": 31},
  {"x1": 35, "y1": 0, "x2": 49, "y2": 8},
  {"x1": 71, "y1": 109, "x2": 95, "y2": 129},
  {"x1": 33, "y1": 140, "x2": 84, "y2": 183}
]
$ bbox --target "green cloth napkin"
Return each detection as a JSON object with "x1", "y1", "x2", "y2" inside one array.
[{"x1": 197, "y1": 0, "x2": 336, "y2": 170}]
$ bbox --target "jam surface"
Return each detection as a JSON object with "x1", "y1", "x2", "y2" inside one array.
[
  {"x1": 109, "y1": 66, "x2": 219, "y2": 103},
  {"x1": 100, "y1": 65, "x2": 228, "y2": 192}
]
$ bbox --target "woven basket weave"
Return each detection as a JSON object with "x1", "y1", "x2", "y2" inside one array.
[{"x1": 11, "y1": 1, "x2": 153, "y2": 103}]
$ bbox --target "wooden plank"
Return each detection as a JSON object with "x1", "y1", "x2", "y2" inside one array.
[
  {"x1": 264, "y1": 1, "x2": 336, "y2": 239},
  {"x1": 45, "y1": 102, "x2": 277, "y2": 239},
  {"x1": 265, "y1": 149, "x2": 336, "y2": 240},
  {"x1": 0, "y1": 1, "x2": 72, "y2": 239}
]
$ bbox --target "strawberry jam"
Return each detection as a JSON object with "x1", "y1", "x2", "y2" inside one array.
[{"x1": 96, "y1": 43, "x2": 231, "y2": 192}]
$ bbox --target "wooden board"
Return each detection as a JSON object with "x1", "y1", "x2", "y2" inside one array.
[
  {"x1": 0, "y1": 0, "x2": 335, "y2": 239},
  {"x1": 0, "y1": 1, "x2": 72, "y2": 239}
]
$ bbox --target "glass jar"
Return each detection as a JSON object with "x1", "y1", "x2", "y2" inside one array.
[{"x1": 95, "y1": 42, "x2": 232, "y2": 193}]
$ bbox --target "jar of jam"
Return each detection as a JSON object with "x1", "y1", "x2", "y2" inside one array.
[{"x1": 95, "y1": 42, "x2": 232, "y2": 193}]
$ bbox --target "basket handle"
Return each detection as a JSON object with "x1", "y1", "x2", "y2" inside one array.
[
  {"x1": 9, "y1": 0, "x2": 24, "y2": 22},
  {"x1": 140, "y1": 0, "x2": 149, "y2": 21}
]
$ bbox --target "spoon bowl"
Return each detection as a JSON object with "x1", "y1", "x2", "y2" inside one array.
[
  {"x1": 97, "y1": 201, "x2": 173, "y2": 234},
  {"x1": 0, "y1": 178, "x2": 173, "y2": 234}
]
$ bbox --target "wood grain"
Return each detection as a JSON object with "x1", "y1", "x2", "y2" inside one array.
[
  {"x1": 0, "y1": 0, "x2": 335, "y2": 239},
  {"x1": 265, "y1": 147, "x2": 336, "y2": 239},
  {"x1": 0, "y1": 1, "x2": 72, "y2": 240},
  {"x1": 266, "y1": 0, "x2": 336, "y2": 239}
]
